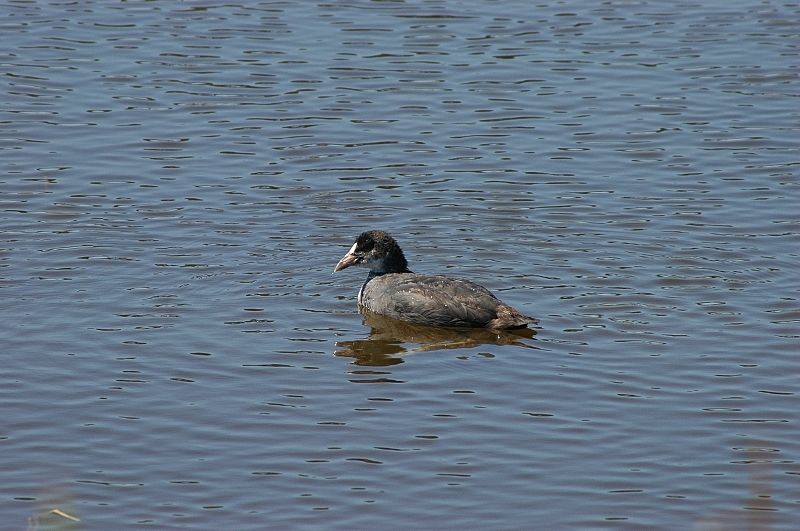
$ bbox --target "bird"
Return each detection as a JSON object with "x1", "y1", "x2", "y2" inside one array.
[{"x1": 334, "y1": 230, "x2": 538, "y2": 329}]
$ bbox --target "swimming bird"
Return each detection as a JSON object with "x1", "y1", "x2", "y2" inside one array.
[{"x1": 334, "y1": 230, "x2": 538, "y2": 329}]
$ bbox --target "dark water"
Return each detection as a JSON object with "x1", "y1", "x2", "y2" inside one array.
[{"x1": 2, "y1": 1, "x2": 799, "y2": 528}]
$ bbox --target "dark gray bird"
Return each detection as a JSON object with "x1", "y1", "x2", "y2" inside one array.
[{"x1": 334, "y1": 230, "x2": 538, "y2": 329}]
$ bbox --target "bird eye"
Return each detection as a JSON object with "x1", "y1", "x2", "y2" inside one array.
[{"x1": 356, "y1": 238, "x2": 374, "y2": 253}]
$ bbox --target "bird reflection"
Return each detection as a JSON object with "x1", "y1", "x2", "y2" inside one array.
[{"x1": 335, "y1": 309, "x2": 537, "y2": 366}]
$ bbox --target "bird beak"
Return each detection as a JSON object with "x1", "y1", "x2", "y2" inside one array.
[{"x1": 334, "y1": 242, "x2": 359, "y2": 272}]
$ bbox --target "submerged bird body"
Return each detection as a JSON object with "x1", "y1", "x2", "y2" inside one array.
[{"x1": 334, "y1": 230, "x2": 537, "y2": 329}]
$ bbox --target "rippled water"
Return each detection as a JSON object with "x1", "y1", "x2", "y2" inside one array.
[{"x1": 2, "y1": 1, "x2": 799, "y2": 528}]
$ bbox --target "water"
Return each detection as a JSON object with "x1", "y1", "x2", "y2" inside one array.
[{"x1": 2, "y1": 1, "x2": 799, "y2": 528}]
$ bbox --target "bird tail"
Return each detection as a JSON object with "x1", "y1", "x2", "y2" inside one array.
[{"x1": 490, "y1": 304, "x2": 539, "y2": 329}]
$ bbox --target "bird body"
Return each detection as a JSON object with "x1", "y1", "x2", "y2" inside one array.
[{"x1": 335, "y1": 231, "x2": 537, "y2": 330}]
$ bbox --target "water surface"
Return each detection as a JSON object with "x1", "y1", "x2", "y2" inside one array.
[{"x1": 2, "y1": 1, "x2": 799, "y2": 529}]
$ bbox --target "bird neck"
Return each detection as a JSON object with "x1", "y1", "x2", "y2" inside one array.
[{"x1": 370, "y1": 252, "x2": 411, "y2": 275}]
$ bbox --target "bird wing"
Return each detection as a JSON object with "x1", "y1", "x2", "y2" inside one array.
[{"x1": 363, "y1": 274, "x2": 500, "y2": 328}]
